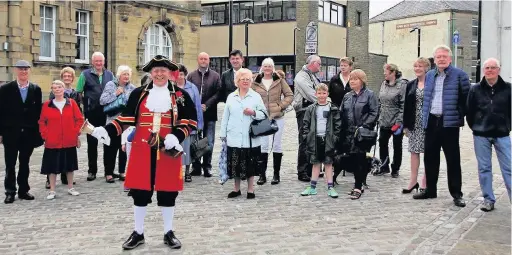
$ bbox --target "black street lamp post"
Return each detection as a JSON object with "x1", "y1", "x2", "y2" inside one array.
[
  {"x1": 241, "y1": 18, "x2": 254, "y2": 68},
  {"x1": 293, "y1": 27, "x2": 300, "y2": 74},
  {"x1": 410, "y1": 26, "x2": 421, "y2": 58}
]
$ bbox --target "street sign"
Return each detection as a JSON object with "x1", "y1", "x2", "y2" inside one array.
[
  {"x1": 453, "y1": 30, "x2": 460, "y2": 45},
  {"x1": 305, "y1": 22, "x2": 318, "y2": 54}
]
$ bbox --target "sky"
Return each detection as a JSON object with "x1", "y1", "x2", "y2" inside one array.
[{"x1": 369, "y1": 0, "x2": 403, "y2": 18}]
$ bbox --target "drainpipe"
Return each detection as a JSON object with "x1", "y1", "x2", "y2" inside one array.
[
  {"x1": 476, "y1": 0, "x2": 482, "y2": 81},
  {"x1": 103, "y1": 1, "x2": 109, "y2": 68}
]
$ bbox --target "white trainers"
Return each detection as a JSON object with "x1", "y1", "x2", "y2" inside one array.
[
  {"x1": 47, "y1": 191, "x2": 56, "y2": 200},
  {"x1": 67, "y1": 188, "x2": 80, "y2": 196}
]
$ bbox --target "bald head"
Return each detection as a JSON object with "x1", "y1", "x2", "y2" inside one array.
[{"x1": 198, "y1": 52, "x2": 210, "y2": 69}]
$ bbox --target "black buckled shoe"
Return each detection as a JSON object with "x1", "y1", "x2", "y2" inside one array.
[
  {"x1": 4, "y1": 194, "x2": 15, "y2": 204},
  {"x1": 256, "y1": 175, "x2": 267, "y2": 185},
  {"x1": 18, "y1": 192, "x2": 35, "y2": 200},
  {"x1": 122, "y1": 231, "x2": 145, "y2": 250},
  {"x1": 87, "y1": 173, "x2": 96, "y2": 181},
  {"x1": 185, "y1": 173, "x2": 192, "y2": 182},
  {"x1": 203, "y1": 169, "x2": 212, "y2": 178},
  {"x1": 163, "y1": 230, "x2": 182, "y2": 249},
  {"x1": 453, "y1": 197, "x2": 466, "y2": 207}
]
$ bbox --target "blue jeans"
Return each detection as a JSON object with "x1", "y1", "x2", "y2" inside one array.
[
  {"x1": 193, "y1": 121, "x2": 216, "y2": 171},
  {"x1": 474, "y1": 135, "x2": 511, "y2": 203}
]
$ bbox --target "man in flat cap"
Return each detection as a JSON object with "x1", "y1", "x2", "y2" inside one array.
[
  {"x1": 89, "y1": 55, "x2": 197, "y2": 250},
  {"x1": 0, "y1": 60, "x2": 43, "y2": 204}
]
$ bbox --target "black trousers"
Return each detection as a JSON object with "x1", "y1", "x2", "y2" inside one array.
[
  {"x1": 378, "y1": 127, "x2": 403, "y2": 172},
  {"x1": 85, "y1": 108, "x2": 106, "y2": 174},
  {"x1": 424, "y1": 114, "x2": 463, "y2": 198},
  {"x1": 131, "y1": 146, "x2": 179, "y2": 207},
  {"x1": 103, "y1": 134, "x2": 127, "y2": 176},
  {"x1": 296, "y1": 110, "x2": 312, "y2": 177},
  {"x1": 3, "y1": 129, "x2": 35, "y2": 195},
  {"x1": 352, "y1": 153, "x2": 369, "y2": 190}
]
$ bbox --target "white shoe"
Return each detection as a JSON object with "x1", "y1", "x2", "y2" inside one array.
[
  {"x1": 67, "y1": 188, "x2": 80, "y2": 196},
  {"x1": 47, "y1": 191, "x2": 56, "y2": 200}
]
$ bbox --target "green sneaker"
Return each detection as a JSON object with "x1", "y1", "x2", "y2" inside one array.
[
  {"x1": 327, "y1": 187, "x2": 339, "y2": 198},
  {"x1": 301, "y1": 187, "x2": 317, "y2": 196}
]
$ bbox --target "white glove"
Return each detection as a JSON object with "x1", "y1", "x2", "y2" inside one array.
[
  {"x1": 91, "y1": 127, "x2": 111, "y2": 146},
  {"x1": 164, "y1": 134, "x2": 183, "y2": 152}
]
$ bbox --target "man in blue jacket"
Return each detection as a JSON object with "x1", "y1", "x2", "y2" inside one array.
[{"x1": 413, "y1": 45, "x2": 470, "y2": 208}]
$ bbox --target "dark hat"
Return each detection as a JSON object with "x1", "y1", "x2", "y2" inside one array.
[
  {"x1": 13, "y1": 60, "x2": 31, "y2": 68},
  {"x1": 142, "y1": 55, "x2": 178, "y2": 72}
]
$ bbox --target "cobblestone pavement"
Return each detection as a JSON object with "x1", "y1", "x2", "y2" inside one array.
[{"x1": 0, "y1": 105, "x2": 509, "y2": 255}]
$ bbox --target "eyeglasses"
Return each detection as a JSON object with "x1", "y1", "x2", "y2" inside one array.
[
  {"x1": 484, "y1": 66, "x2": 499, "y2": 70},
  {"x1": 238, "y1": 78, "x2": 252, "y2": 82}
]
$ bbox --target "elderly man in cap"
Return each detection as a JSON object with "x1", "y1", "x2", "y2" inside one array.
[
  {"x1": 89, "y1": 55, "x2": 197, "y2": 250},
  {"x1": 0, "y1": 60, "x2": 43, "y2": 204}
]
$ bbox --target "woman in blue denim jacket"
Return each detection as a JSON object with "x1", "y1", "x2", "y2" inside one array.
[
  {"x1": 176, "y1": 64, "x2": 204, "y2": 182},
  {"x1": 220, "y1": 68, "x2": 267, "y2": 199}
]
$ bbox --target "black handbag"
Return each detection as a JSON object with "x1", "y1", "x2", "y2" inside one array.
[
  {"x1": 249, "y1": 111, "x2": 279, "y2": 138},
  {"x1": 191, "y1": 131, "x2": 211, "y2": 160},
  {"x1": 354, "y1": 127, "x2": 378, "y2": 151}
]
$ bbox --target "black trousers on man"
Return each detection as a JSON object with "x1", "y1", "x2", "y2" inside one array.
[
  {"x1": 296, "y1": 110, "x2": 312, "y2": 177},
  {"x1": 103, "y1": 134, "x2": 127, "y2": 176},
  {"x1": 85, "y1": 107, "x2": 107, "y2": 175},
  {"x1": 424, "y1": 114, "x2": 463, "y2": 198},
  {"x1": 378, "y1": 127, "x2": 403, "y2": 172},
  {"x1": 3, "y1": 128, "x2": 35, "y2": 195}
]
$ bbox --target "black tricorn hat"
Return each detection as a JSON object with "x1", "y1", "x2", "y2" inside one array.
[{"x1": 142, "y1": 55, "x2": 179, "y2": 72}]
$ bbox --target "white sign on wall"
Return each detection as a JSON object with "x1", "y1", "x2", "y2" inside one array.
[{"x1": 305, "y1": 22, "x2": 318, "y2": 54}]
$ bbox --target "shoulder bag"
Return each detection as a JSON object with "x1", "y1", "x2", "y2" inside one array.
[{"x1": 191, "y1": 131, "x2": 211, "y2": 160}]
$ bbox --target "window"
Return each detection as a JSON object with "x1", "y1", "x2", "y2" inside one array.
[
  {"x1": 318, "y1": 1, "x2": 345, "y2": 26},
  {"x1": 472, "y1": 18, "x2": 478, "y2": 46},
  {"x1": 356, "y1": 11, "x2": 362, "y2": 26},
  {"x1": 75, "y1": 11, "x2": 89, "y2": 63},
  {"x1": 143, "y1": 24, "x2": 172, "y2": 63},
  {"x1": 201, "y1": 1, "x2": 296, "y2": 26},
  {"x1": 210, "y1": 57, "x2": 230, "y2": 74},
  {"x1": 268, "y1": 0, "x2": 283, "y2": 21},
  {"x1": 39, "y1": 5, "x2": 56, "y2": 61},
  {"x1": 201, "y1": 4, "x2": 227, "y2": 25},
  {"x1": 317, "y1": 57, "x2": 339, "y2": 82}
]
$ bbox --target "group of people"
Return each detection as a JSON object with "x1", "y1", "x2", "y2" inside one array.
[{"x1": 0, "y1": 43, "x2": 510, "y2": 250}]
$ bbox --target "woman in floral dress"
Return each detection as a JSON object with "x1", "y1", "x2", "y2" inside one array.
[{"x1": 403, "y1": 57, "x2": 431, "y2": 193}]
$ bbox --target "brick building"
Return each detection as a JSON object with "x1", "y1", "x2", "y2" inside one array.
[
  {"x1": 0, "y1": 0, "x2": 202, "y2": 93},
  {"x1": 200, "y1": 0, "x2": 373, "y2": 86},
  {"x1": 369, "y1": 0, "x2": 479, "y2": 81}
]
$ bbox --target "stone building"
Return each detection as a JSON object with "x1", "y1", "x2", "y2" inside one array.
[
  {"x1": 0, "y1": 0, "x2": 202, "y2": 92},
  {"x1": 200, "y1": 0, "x2": 374, "y2": 87},
  {"x1": 369, "y1": 0, "x2": 479, "y2": 81}
]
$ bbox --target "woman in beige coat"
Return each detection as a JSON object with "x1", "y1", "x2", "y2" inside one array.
[{"x1": 252, "y1": 58, "x2": 294, "y2": 185}]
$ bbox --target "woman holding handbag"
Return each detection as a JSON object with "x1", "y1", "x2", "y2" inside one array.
[
  {"x1": 251, "y1": 58, "x2": 293, "y2": 185},
  {"x1": 339, "y1": 70, "x2": 379, "y2": 199},
  {"x1": 99, "y1": 65, "x2": 136, "y2": 183},
  {"x1": 220, "y1": 68, "x2": 267, "y2": 199},
  {"x1": 39, "y1": 80, "x2": 84, "y2": 200},
  {"x1": 176, "y1": 64, "x2": 203, "y2": 182}
]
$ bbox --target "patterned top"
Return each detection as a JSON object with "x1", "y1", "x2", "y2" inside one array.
[{"x1": 430, "y1": 72, "x2": 445, "y2": 115}]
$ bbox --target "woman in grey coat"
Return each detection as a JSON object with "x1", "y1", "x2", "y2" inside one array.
[
  {"x1": 374, "y1": 63, "x2": 407, "y2": 178},
  {"x1": 340, "y1": 69, "x2": 379, "y2": 199},
  {"x1": 99, "y1": 65, "x2": 136, "y2": 182}
]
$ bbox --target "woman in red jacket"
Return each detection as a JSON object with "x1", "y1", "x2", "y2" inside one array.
[{"x1": 39, "y1": 80, "x2": 84, "y2": 200}]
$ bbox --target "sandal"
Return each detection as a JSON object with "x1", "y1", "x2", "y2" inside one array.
[
  {"x1": 350, "y1": 189, "x2": 362, "y2": 200},
  {"x1": 347, "y1": 187, "x2": 365, "y2": 195}
]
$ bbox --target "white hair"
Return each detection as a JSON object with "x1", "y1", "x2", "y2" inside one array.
[
  {"x1": 306, "y1": 55, "x2": 320, "y2": 64},
  {"x1": 234, "y1": 68, "x2": 253, "y2": 87},
  {"x1": 116, "y1": 65, "x2": 132, "y2": 78},
  {"x1": 91, "y1": 52, "x2": 105, "y2": 60},
  {"x1": 483, "y1": 58, "x2": 501, "y2": 68},
  {"x1": 51, "y1": 80, "x2": 65, "y2": 87},
  {"x1": 259, "y1": 57, "x2": 275, "y2": 74},
  {"x1": 433, "y1": 45, "x2": 452, "y2": 57}
]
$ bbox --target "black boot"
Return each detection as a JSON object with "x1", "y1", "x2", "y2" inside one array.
[
  {"x1": 271, "y1": 153, "x2": 282, "y2": 185},
  {"x1": 185, "y1": 166, "x2": 192, "y2": 182},
  {"x1": 257, "y1": 153, "x2": 268, "y2": 185}
]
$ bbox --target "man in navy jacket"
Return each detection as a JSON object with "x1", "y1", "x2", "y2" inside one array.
[{"x1": 413, "y1": 45, "x2": 470, "y2": 208}]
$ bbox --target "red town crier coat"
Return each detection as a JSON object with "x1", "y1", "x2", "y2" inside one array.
[
  {"x1": 39, "y1": 98, "x2": 84, "y2": 149},
  {"x1": 104, "y1": 81, "x2": 197, "y2": 191}
]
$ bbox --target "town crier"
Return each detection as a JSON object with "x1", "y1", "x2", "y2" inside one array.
[{"x1": 89, "y1": 55, "x2": 197, "y2": 250}]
